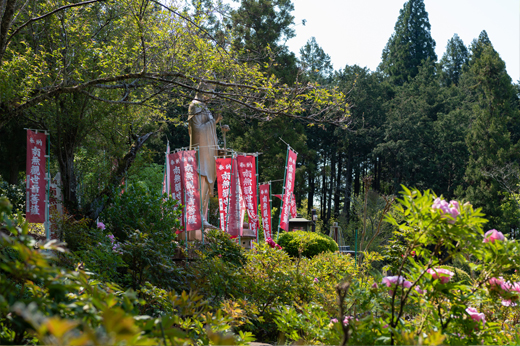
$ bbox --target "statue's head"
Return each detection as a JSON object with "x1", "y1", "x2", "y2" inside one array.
[{"x1": 195, "y1": 81, "x2": 216, "y2": 102}]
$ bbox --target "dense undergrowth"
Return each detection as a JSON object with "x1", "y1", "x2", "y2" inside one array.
[{"x1": 1, "y1": 186, "x2": 520, "y2": 345}]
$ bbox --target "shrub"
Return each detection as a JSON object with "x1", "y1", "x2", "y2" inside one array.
[{"x1": 278, "y1": 231, "x2": 338, "y2": 258}]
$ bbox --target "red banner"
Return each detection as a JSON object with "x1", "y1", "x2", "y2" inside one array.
[
  {"x1": 216, "y1": 158, "x2": 232, "y2": 230},
  {"x1": 280, "y1": 149, "x2": 297, "y2": 231},
  {"x1": 169, "y1": 152, "x2": 185, "y2": 229},
  {"x1": 273, "y1": 193, "x2": 297, "y2": 219},
  {"x1": 226, "y1": 158, "x2": 243, "y2": 237},
  {"x1": 180, "y1": 151, "x2": 201, "y2": 231},
  {"x1": 26, "y1": 130, "x2": 46, "y2": 223},
  {"x1": 237, "y1": 156, "x2": 259, "y2": 237},
  {"x1": 259, "y1": 184, "x2": 272, "y2": 239}
]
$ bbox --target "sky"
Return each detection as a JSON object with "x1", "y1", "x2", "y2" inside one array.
[{"x1": 284, "y1": 0, "x2": 520, "y2": 82}]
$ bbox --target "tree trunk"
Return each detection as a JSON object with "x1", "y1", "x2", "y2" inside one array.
[
  {"x1": 344, "y1": 149, "x2": 353, "y2": 222},
  {"x1": 334, "y1": 151, "x2": 342, "y2": 218},
  {"x1": 84, "y1": 132, "x2": 154, "y2": 221},
  {"x1": 327, "y1": 150, "x2": 335, "y2": 221},
  {"x1": 308, "y1": 164, "x2": 315, "y2": 215}
]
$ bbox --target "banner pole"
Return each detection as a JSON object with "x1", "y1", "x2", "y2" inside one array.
[
  {"x1": 181, "y1": 150, "x2": 188, "y2": 252},
  {"x1": 45, "y1": 131, "x2": 50, "y2": 241},
  {"x1": 255, "y1": 153, "x2": 259, "y2": 244},
  {"x1": 225, "y1": 152, "x2": 233, "y2": 235},
  {"x1": 277, "y1": 145, "x2": 290, "y2": 241},
  {"x1": 236, "y1": 153, "x2": 241, "y2": 247},
  {"x1": 197, "y1": 146, "x2": 204, "y2": 244}
]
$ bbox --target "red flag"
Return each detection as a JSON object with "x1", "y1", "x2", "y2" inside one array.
[
  {"x1": 280, "y1": 149, "x2": 297, "y2": 231},
  {"x1": 273, "y1": 193, "x2": 297, "y2": 219},
  {"x1": 168, "y1": 152, "x2": 185, "y2": 229},
  {"x1": 216, "y1": 158, "x2": 232, "y2": 230},
  {"x1": 237, "y1": 156, "x2": 259, "y2": 236},
  {"x1": 180, "y1": 151, "x2": 201, "y2": 231},
  {"x1": 226, "y1": 158, "x2": 243, "y2": 237},
  {"x1": 26, "y1": 130, "x2": 46, "y2": 223},
  {"x1": 259, "y1": 184, "x2": 272, "y2": 239}
]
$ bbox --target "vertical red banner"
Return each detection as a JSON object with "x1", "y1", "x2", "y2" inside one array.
[
  {"x1": 227, "y1": 158, "x2": 242, "y2": 237},
  {"x1": 280, "y1": 149, "x2": 297, "y2": 231},
  {"x1": 26, "y1": 130, "x2": 46, "y2": 223},
  {"x1": 259, "y1": 184, "x2": 272, "y2": 239},
  {"x1": 237, "y1": 156, "x2": 259, "y2": 236},
  {"x1": 169, "y1": 152, "x2": 185, "y2": 229},
  {"x1": 216, "y1": 158, "x2": 232, "y2": 230},
  {"x1": 273, "y1": 193, "x2": 297, "y2": 219},
  {"x1": 180, "y1": 151, "x2": 201, "y2": 231}
]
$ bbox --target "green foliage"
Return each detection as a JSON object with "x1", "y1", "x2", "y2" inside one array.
[
  {"x1": 98, "y1": 183, "x2": 183, "y2": 290},
  {"x1": 0, "y1": 177, "x2": 25, "y2": 213},
  {"x1": 462, "y1": 40, "x2": 520, "y2": 230},
  {"x1": 201, "y1": 228, "x2": 247, "y2": 267},
  {"x1": 0, "y1": 196, "x2": 259, "y2": 345},
  {"x1": 379, "y1": 0, "x2": 437, "y2": 85},
  {"x1": 274, "y1": 303, "x2": 341, "y2": 345},
  {"x1": 439, "y1": 33, "x2": 468, "y2": 87},
  {"x1": 100, "y1": 183, "x2": 181, "y2": 240},
  {"x1": 277, "y1": 230, "x2": 338, "y2": 258}
]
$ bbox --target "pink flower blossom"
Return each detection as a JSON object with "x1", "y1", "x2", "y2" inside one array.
[
  {"x1": 314, "y1": 277, "x2": 319, "y2": 283},
  {"x1": 488, "y1": 277, "x2": 505, "y2": 290},
  {"x1": 415, "y1": 286, "x2": 426, "y2": 295},
  {"x1": 343, "y1": 316, "x2": 357, "y2": 325},
  {"x1": 382, "y1": 275, "x2": 412, "y2": 295},
  {"x1": 371, "y1": 282, "x2": 378, "y2": 289},
  {"x1": 330, "y1": 318, "x2": 338, "y2": 323},
  {"x1": 466, "y1": 307, "x2": 486, "y2": 326},
  {"x1": 501, "y1": 299, "x2": 517, "y2": 307},
  {"x1": 97, "y1": 222, "x2": 106, "y2": 230},
  {"x1": 427, "y1": 268, "x2": 454, "y2": 284},
  {"x1": 266, "y1": 237, "x2": 282, "y2": 249},
  {"x1": 432, "y1": 198, "x2": 460, "y2": 224},
  {"x1": 483, "y1": 229, "x2": 505, "y2": 243}
]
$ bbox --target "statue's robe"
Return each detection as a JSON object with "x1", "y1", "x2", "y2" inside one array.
[{"x1": 188, "y1": 99, "x2": 218, "y2": 218}]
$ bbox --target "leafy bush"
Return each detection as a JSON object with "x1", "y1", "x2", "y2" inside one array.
[
  {"x1": 0, "y1": 196, "x2": 256, "y2": 345},
  {"x1": 98, "y1": 183, "x2": 184, "y2": 290},
  {"x1": 0, "y1": 177, "x2": 25, "y2": 213},
  {"x1": 278, "y1": 230, "x2": 338, "y2": 258}
]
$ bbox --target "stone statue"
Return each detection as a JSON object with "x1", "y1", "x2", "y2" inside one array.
[{"x1": 188, "y1": 82, "x2": 222, "y2": 227}]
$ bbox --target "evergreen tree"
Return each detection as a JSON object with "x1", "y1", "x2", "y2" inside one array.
[
  {"x1": 462, "y1": 38, "x2": 520, "y2": 230},
  {"x1": 379, "y1": 0, "x2": 437, "y2": 85},
  {"x1": 227, "y1": 0, "x2": 298, "y2": 84},
  {"x1": 299, "y1": 37, "x2": 333, "y2": 84},
  {"x1": 439, "y1": 34, "x2": 468, "y2": 87}
]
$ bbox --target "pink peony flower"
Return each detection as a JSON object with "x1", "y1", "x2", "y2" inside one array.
[
  {"x1": 501, "y1": 299, "x2": 517, "y2": 307},
  {"x1": 427, "y1": 268, "x2": 454, "y2": 284},
  {"x1": 432, "y1": 198, "x2": 460, "y2": 223},
  {"x1": 488, "y1": 277, "x2": 505, "y2": 290},
  {"x1": 415, "y1": 286, "x2": 426, "y2": 295},
  {"x1": 331, "y1": 318, "x2": 338, "y2": 323},
  {"x1": 483, "y1": 229, "x2": 505, "y2": 243},
  {"x1": 97, "y1": 222, "x2": 106, "y2": 230},
  {"x1": 466, "y1": 307, "x2": 486, "y2": 326},
  {"x1": 382, "y1": 276, "x2": 412, "y2": 295},
  {"x1": 343, "y1": 316, "x2": 357, "y2": 325}
]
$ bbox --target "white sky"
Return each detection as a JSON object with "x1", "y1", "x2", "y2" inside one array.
[{"x1": 285, "y1": 0, "x2": 520, "y2": 82}]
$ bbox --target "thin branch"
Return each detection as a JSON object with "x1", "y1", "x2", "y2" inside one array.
[{"x1": 5, "y1": 0, "x2": 105, "y2": 49}]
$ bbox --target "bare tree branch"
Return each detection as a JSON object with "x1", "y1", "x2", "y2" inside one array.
[{"x1": 4, "y1": 0, "x2": 105, "y2": 51}]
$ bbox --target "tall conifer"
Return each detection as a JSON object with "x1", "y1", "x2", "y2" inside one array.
[
  {"x1": 439, "y1": 34, "x2": 468, "y2": 87},
  {"x1": 462, "y1": 32, "x2": 520, "y2": 229},
  {"x1": 379, "y1": 0, "x2": 437, "y2": 85}
]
